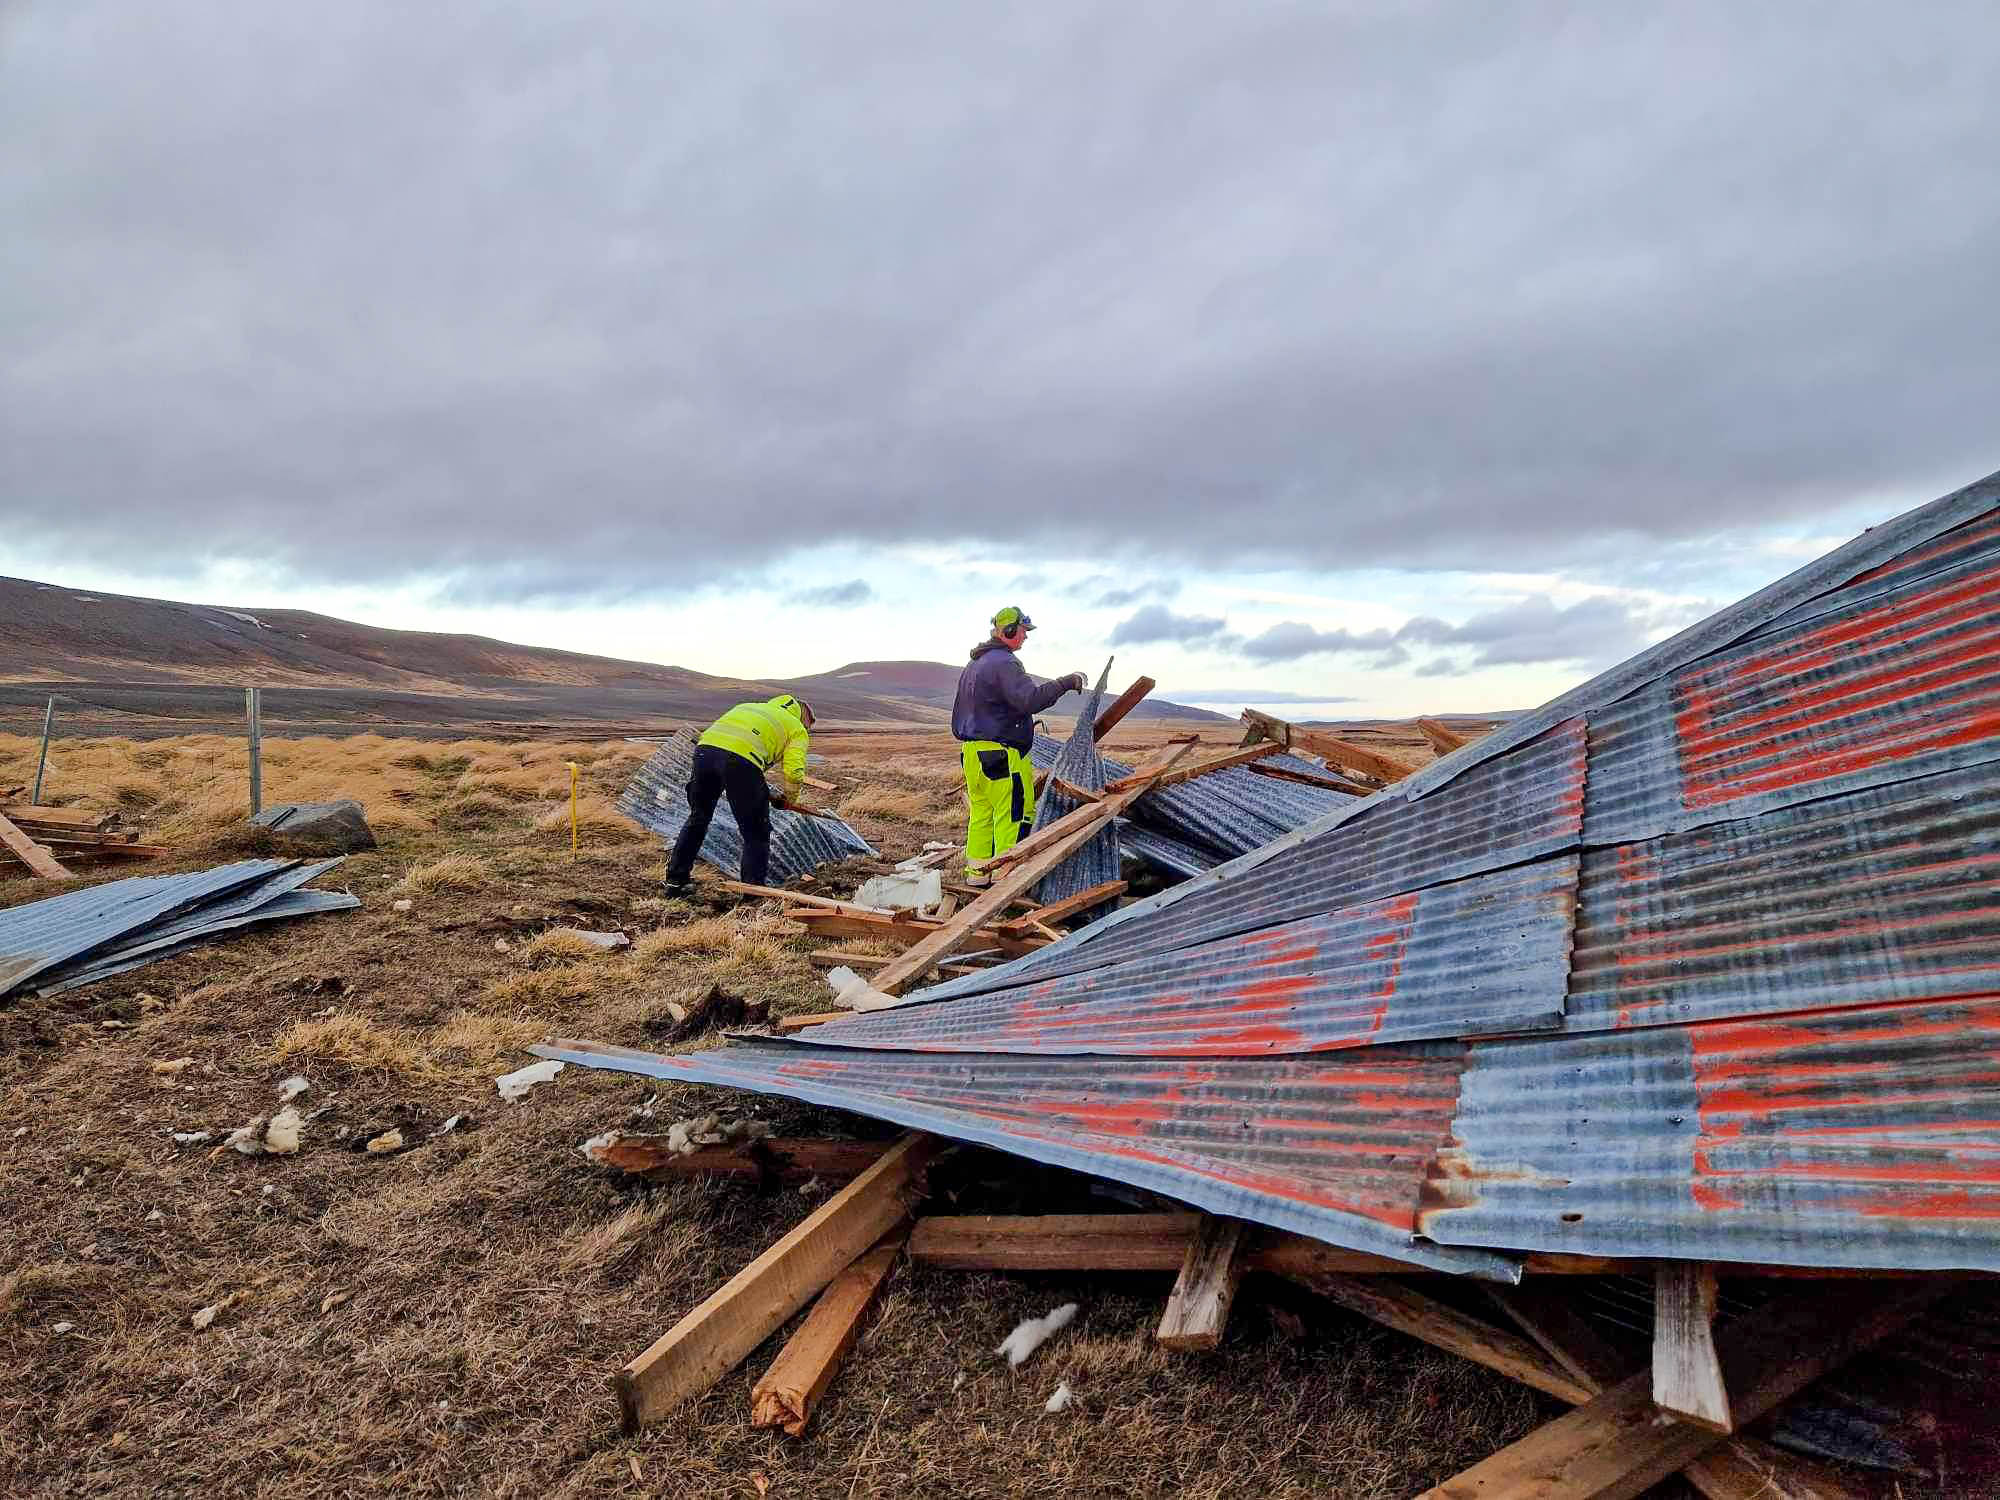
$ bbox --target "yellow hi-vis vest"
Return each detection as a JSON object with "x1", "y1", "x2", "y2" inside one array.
[{"x1": 698, "y1": 695, "x2": 810, "y2": 799}]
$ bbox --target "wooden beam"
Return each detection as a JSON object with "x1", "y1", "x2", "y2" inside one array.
[
  {"x1": 1238, "y1": 708, "x2": 1422, "y2": 785},
  {"x1": 0, "y1": 802, "x2": 113, "y2": 830},
  {"x1": 610, "y1": 1132, "x2": 943, "y2": 1432},
  {"x1": 1655, "y1": 1261, "x2": 1731, "y2": 1432},
  {"x1": 1484, "y1": 1283, "x2": 1866, "y2": 1500},
  {"x1": 1102, "y1": 742, "x2": 1280, "y2": 794},
  {"x1": 583, "y1": 1134, "x2": 894, "y2": 1184},
  {"x1": 908, "y1": 1213, "x2": 1476, "y2": 1276},
  {"x1": 869, "y1": 743, "x2": 1193, "y2": 995},
  {"x1": 998, "y1": 880, "x2": 1127, "y2": 934},
  {"x1": 750, "y1": 1229, "x2": 907, "y2": 1436},
  {"x1": 1156, "y1": 1215, "x2": 1247, "y2": 1352},
  {"x1": 1296, "y1": 1273, "x2": 1597, "y2": 1404},
  {"x1": 1243, "y1": 762, "x2": 1372, "y2": 796},
  {"x1": 808, "y1": 949, "x2": 990, "y2": 980},
  {"x1": 1092, "y1": 676, "x2": 1155, "y2": 739},
  {"x1": 1415, "y1": 716, "x2": 1470, "y2": 754},
  {"x1": 0, "y1": 811, "x2": 72, "y2": 881},
  {"x1": 1413, "y1": 1281, "x2": 1951, "y2": 1500}
]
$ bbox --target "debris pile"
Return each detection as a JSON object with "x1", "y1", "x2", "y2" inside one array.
[
  {"x1": 616, "y1": 728, "x2": 875, "y2": 881},
  {"x1": 0, "y1": 800, "x2": 174, "y2": 882},
  {"x1": 0, "y1": 858, "x2": 359, "y2": 998},
  {"x1": 532, "y1": 470, "x2": 2000, "y2": 1490}
]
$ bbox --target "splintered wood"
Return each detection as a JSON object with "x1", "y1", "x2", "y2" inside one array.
[
  {"x1": 1156, "y1": 1215, "x2": 1246, "y2": 1351},
  {"x1": 751, "y1": 1230, "x2": 907, "y2": 1435},
  {"x1": 611, "y1": 1133, "x2": 942, "y2": 1432}
]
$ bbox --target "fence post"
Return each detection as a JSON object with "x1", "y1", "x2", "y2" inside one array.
[
  {"x1": 246, "y1": 687, "x2": 263, "y2": 817},
  {"x1": 31, "y1": 695, "x2": 54, "y2": 805}
]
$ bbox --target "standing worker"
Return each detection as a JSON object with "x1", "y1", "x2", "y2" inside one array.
[
  {"x1": 952, "y1": 607, "x2": 1086, "y2": 886},
  {"x1": 664, "y1": 693, "x2": 815, "y2": 893}
]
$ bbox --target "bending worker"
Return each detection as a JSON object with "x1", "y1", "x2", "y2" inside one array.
[
  {"x1": 665, "y1": 692, "x2": 814, "y2": 893},
  {"x1": 952, "y1": 607, "x2": 1086, "y2": 886}
]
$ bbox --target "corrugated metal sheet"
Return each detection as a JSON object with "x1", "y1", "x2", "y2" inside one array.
[
  {"x1": 616, "y1": 729, "x2": 875, "y2": 881},
  {"x1": 1583, "y1": 508, "x2": 2000, "y2": 845},
  {"x1": 1030, "y1": 665, "x2": 1120, "y2": 903},
  {"x1": 43, "y1": 888, "x2": 361, "y2": 992},
  {"x1": 531, "y1": 1034, "x2": 1518, "y2": 1278},
  {"x1": 797, "y1": 853, "x2": 1578, "y2": 1055},
  {"x1": 938, "y1": 715, "x2": 1588, "y2": 999},
  {"x1": 1114, "y1": 821, "x2": 1217, "y2": 879},
  {"x1": 0, "y1": 859, "x2": 298, "y2": 998},
  {"x1": 1422, "y1": 995, "x2": 2000, "y2": 1270},
  {"x1": 1566, "y1": 761, "x2": 2000, "y2": 1033}
]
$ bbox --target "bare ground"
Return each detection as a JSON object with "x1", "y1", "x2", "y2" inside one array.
[{"x1": 4, "y1": 727, "x2": 1587, "y2": 1498}]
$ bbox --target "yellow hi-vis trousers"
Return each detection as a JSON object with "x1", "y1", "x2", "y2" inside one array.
[{"x1": 961, "y1": 741, "x2": 1034, "y2": 876}]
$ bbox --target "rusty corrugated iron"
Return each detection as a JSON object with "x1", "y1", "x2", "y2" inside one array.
[
  {"x1": 797, "y1": 854, "x2": 1578, "y2": 1055},
  {"x1": 531, "y1": 1034, "x2": 1516, "y2": 1277}
]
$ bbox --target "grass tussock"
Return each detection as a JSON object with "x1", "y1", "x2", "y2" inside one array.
[
  {"x1": 633, "y1": 917, "x2": 740, "y2": 960},
  {"x1": 393, "y1": 853, "x2": 490, "y2": 895},
  {"x1": 837, "y1": 784, "x2": 939, "y2": 823},
  {"x1": 270, "y1": 1012, "x2": 432, "y2": 1076},
  {"x1": 516, "y1": 929, "x2": 605, "y2": 967}
]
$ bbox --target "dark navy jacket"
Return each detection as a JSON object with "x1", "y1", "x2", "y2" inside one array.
[{"x1": 952, "y1": 641, "x2": 1072, "y2": 751}]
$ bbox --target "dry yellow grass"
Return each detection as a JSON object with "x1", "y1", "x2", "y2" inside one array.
[
  {"x1": 393, "y1": 853, "x2": 491, "y2": 894},
  {"x1": 270, "y1": 1012, "x2": 432, "y2": 1075},
  {"x1": 837, "y1": 784, "x2": 938, "y2": 822},
  {"x1": 633, "y1": 916, "x2": 739, "y2": 960},
  {"x1": 516, "y1": 929, "x2": 606, "y2": 967}
]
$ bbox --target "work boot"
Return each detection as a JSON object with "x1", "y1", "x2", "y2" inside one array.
[
  {"x1": 662, "y1": 875, "x2": 694, "y2": 898},
  {"x1": 963, "y1": 870, "x2": 991, "y2": 889}
]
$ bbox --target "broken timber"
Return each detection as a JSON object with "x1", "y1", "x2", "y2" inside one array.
[
  {"x1": 995, "y1": 880, "x2": 1127, "y2": 933},
  {"x1": 1415, "y1": 716, "x2": 1470, "y2": 754},
  {"x1": 750, "y1": 1228, "x2": 907, "y2": 1436},
  {"x1": 1156, "y1": 1214, "x2": 1247, "y2": 1352},
  {"x1": 0, "y1": 810, "x2": 73, "y2": 881},
  {"x1": 1092, "y1": 676, "x2": 1155, "y2": 740},
  {"x1": 583, "y1": 1134, "x2": 891, "y2": 1184},
  {"x1": 1413, "y1": 1280, "x2": 1952, "y2": 1500},
  {"x1": 1238, "y1": 708, "x2": 1421, "y2": 787},
  {"x1": 1654, "y1": 1260, "x2": 1731, "y2": 1431},
  {"x1": 610, "y1": 1132, "x2": 943, "y2": 1432}
]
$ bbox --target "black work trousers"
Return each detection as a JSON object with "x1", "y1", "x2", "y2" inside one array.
[{"x1": 666, "y1": 744, "x2": 773, "y2": 886}]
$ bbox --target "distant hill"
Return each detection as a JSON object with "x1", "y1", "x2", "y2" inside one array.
[
  {"x1": 0, "y1": 578, "x2": 1220, "y2": 737},
  {"x1": 784, "y1": 660, "x2": 1229, "y2": 724}
]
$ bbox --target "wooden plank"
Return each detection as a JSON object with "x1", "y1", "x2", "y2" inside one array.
[
  {"x1": 1655, "y1": 1261, "x2": 1731, "y2": 1431},
  {"x1": 1413, "y1": 1281, "x2": 1951, "y2": 1500},
  {"x1": 611, "y1": 1133, "x2": 943, "y2": 1432},
  {"x1": 1484, "y1": 1283, "x2": 1629, "y2": 1389},
  {"x1": 908, "y1": 1214, "x2": 1459, "y2": 1276},
  {"x1": 0, "y1": 812, "x2": 72, "y2": 881},
  {"x1": 750, "y1": 1230, "x2": 907, "y2": 1435},
  {"x1": 1156, "y1": 1215, "x2": 1247, "y2": 1352},
  {"x1": 0, "y1": 803, "x2": 112, "y2": 830},
  {"x1": 1092, "y1": 676, "x2": 1155, "y2": 739},
  {"x1": 1296, "y1": 1273, "x2": 1598, "y2": 1404},
  {"x1": 1415, "y1": 716, "x2": 1471, "y2": 754},
  {"x1": 1242, "y1": 762, "x2": 1372, "y2": 796},
  {"x1": 808, "y1": 949, "x2": 989, "y2": 980},
  {"x1": 1103, "y1": 742, "x2": 1279, "y2": 794},
  {"x1": 584, "y1": 1135, "x2": 893, "y2": 1183},
  {"x1": 997, "y1": 880, "x2": 1127, "y2": 934},
  {"x1": 1238, "y1": 708, "x2": 1421, "y2": 785},
  {"x1": 870, "y1": 744, "x2": 1193, "y2": 995}
]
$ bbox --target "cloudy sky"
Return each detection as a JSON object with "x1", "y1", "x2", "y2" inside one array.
[{"x1": 4, "y1": 3, "x2": 1995, "y2": 717}]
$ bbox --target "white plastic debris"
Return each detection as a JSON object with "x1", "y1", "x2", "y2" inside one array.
[
  {"x1": 951, "y1": 1370, "x2": 967, "y2": 1393},
  {"x1": 552, "y1": 928, "x2": 630, "y2": 950},
  {"x1": 579, "y1": 1130, "x2": 620, "y2": 1162},
  {"x1": 1043, "y1": 1381, "x2": 1076, "y2": 1414},
  {"x1": 51, "y1": 1321, "x2": 74, "y2": 1335},
  {"x1": 276, "y1": 1075, "x2": 309, "y2": 1103},
  {"x1": 855, "y1": 869, "x2": 942, "y2": 913},
  {"x1": 170, "y1": 1130, "x2": 212, "y2": 1146},
  {"x1": 434, "y1": 1114, "x2": 464, "y2": 1136},
  {"x1": 222, "y1": 1106, "x2": 302, "y2": 1157},
  {"x1": 11, "y1": 1125, "x2": 26, "y2": 1139},
  {"x1": 824, "y1": 966, "x2": 901, "y2": 1013},
  {"x1": 996, "y1": 1303, "x2": 1077, "y2": 1368},
  {"x1": 495, "y1": 1059, "x2": 564, "y2": 1103}
]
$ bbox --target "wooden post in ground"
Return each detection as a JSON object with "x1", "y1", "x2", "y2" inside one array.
[
  {"x1": 610, "y1": 1133, "x2": 943, "y2": 1432},
  {"x1": 30, "y1": 695, "x2": 54, "y2": 805},
  {"x1": 245, "y1": 687, "x2": 263, "y2": 817}
]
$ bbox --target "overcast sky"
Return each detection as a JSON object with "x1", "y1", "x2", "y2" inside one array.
[{"x1": 3, "y1": 3, "x2": 1995, "y2": 716}]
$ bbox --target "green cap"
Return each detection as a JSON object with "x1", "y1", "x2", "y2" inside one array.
[{"x1": 992, "y1": 605, "x2": 1036, "y2": 633}]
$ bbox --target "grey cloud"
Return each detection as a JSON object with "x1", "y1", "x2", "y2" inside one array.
[
  {"x1": 789, "y1": 578, "x2": 874, "y2": 607},
  {"x1": 4, "y1": 3, "x2": 1998, "y2": 602},
  {"x1": 1109, "y1": 604, "x2": 1231, "y2": 646},
  {"x1": 1092, "y1": 578, "x2": 1181, "y2": 609},
  {"x1": 1167, "y1": 687, "x2": 1357, "y2": 704},
  {"x1": 1241, "y1": 621, "x2": 1398, "y2": 663},
  {"x1": 1243, "y1": 595, "x2": 1650, "y2": 670}
]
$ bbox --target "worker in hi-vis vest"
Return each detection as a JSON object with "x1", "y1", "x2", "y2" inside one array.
[
  {"x1": 951, "y1": 607, "x2": 1086, "y2": 886},
  {"x1": 665, "y1": 692, "x2": 815, "y2": 892}
]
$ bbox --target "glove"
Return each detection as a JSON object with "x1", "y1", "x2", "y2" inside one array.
[{"x1": 1065, "y1": 672, "x2": 1088, "y2": 692}]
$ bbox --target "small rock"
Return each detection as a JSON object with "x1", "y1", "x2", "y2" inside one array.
[
  {"x1": 391, "y1": 899, "x2": 413, "y2": 913},
  {"x1": 365, "y1": 1129, "x2": 404, "y2": 1154},
  {"x1": 248, "y1": 798, "x2": 377, "y2": 852},
  {"x1": 276, "y1": 1075, "x2": 309, "y2": 1103},
  {"x1": 320, "y1": 1290, "x2": 352, "y2": 1314},
  {"x1": 170, "y1": 1129, "x2": 212, "y2": 1145},
  {"x1": 145, "y1": 1208, "x2": 165, "y2": 1224},
  {"x1": 51, "y1": 1321, "x2": 74, "y2": 1335},
  {"x1": 492, "y1": 938, "x2": 511, "y2": 954},
  {"x1": 151, "y1": 1057, "x2": 193, "y2": 1077},
  {"x1": 11, "y1": 1126, "x2": 26, "y2": 1139}
]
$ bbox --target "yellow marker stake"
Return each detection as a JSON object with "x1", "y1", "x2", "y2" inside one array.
[{"x1": 567, "y1": 761, "x2": 580, "y2": 856}]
